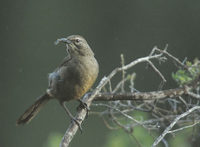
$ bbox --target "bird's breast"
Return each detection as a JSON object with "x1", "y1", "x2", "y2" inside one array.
[
  {"x1": 73, "y1": 56, "x2": 99, "y2": 99},
  {"x1": 55, "y1": 56, "x2": 99, "y2": 101}
]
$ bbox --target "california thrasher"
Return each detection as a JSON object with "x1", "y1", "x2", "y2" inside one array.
[{"x1": 16, "y1": 35, "x2": 99, "y2": 131}]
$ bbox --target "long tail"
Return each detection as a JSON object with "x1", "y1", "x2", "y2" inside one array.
[{"x1": 16, "y1": 93, "x2": 51, "y2": 125}]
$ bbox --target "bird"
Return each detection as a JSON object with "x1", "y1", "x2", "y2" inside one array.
[{"x1": 16, "y1": 35, "x2": 99, "y2": 131}]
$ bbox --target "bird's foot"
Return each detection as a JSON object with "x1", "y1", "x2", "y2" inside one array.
[
  {"x1": 71, "y1": 117, "x2": 83, "y2": 133},
  {"x1": 77, "y1": 100, "x2": 90, "y2": 118}
]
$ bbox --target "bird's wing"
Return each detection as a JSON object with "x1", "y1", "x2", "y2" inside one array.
[{"x1": 58, "y1": 55, "x2": 72, "y2": 68}]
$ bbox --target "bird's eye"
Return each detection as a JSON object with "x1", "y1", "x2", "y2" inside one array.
[{"x1": 75, "y1": 39, "x2": 80, "y2": 43}]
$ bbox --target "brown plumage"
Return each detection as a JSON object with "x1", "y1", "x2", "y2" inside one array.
[
  {"x1": 16, "y1": 93, "x2": 51, "y2": 125},
  {"x1": 16, "y1": 35, "x2": 99, "y2": 129}
]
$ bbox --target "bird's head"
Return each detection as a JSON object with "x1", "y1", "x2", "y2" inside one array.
[{"x1": 55, "y1": 35, "x2": 94, "y2": 57}]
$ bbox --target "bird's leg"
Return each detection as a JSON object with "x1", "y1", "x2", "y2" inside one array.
[
  {"x1": 77, "y1": 99, "x2": 90, "y2": 118},
  {"x1": 61, "y1": 102, "x2": 82, "y2": 133}
]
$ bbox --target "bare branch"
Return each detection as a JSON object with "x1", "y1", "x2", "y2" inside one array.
[
  {"x1": 152, "y1": 106, "x2": 200, "y2": 147},
  {"x1": 59, "y1": 46, "x2": 200, "y2": 147},
  {"x1": 154, "y1": 47, "x2": 188, "y2": 69},
  {"x1": 94, "y1": 88, "x2": 186, "y2": 101},
  {"x1": 60, "y1": 53, "x2": 164, "y2": 147},
  {"x1": 60, "y1": 77, "x2": 108, "y2": 147},
  {"x1": 168, "y1": 121, "x2": 200, "y2": 134},
  {"x1": 187, "y1": 91, "x2": 200, "y2": 99},
  {"x1": 120, "y1": 54, "x2": 125, "y2": 92},
  {"x1": 147, "y1": 60, "x2": 167, "y2": 82}
]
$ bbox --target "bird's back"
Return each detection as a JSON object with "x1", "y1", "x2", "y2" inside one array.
[{"x1": 47, "y1": 55, "x2": 99, "y2": 102}]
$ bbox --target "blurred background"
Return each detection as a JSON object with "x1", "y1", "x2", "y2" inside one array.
[{"x1": 1, "y1": 0, "x2": 200, "y2": 147}]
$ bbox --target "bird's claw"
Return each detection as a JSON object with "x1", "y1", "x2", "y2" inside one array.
[
  {"x1": 77, "y1": 100, "x2": 90, "y2": 118},
  {"x1": 71, "y1": 117, "x2": 83, "y2": 133}
]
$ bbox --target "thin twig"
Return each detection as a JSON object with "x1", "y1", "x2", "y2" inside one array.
[
  {"x1": 168, "y1": 121, "x2": 200, "y2": 133},
  {"x1": 152, "y1": 106, "x2": 200, "y2": 147},
  {"x1": 154, "y1": 47, "x2": 188, "y2": 69},
  {"x1": 147, "y1": 60, "x2": 167, "y2": 82},
  {"x1": 120, "y1": 54, "x2": 125, "y2": 92},
  {"x1": 60, "y1": 47, "x2": 200, "y2": 147},
  {"x1": 60, "y1": 53, "x2": 163, "y2": 147}
]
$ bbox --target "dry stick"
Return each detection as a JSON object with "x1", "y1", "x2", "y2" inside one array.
[
  {"x1": 154, "y1": 47, "x2": 188, "y2": 69},
  {"x1": 113, "y1": 75, "x2": 130, "y2": 93},
  {"x1": 94, "y1": 88, "x2": 187, "y2": 101},
  {"x1": 147, "y1": 60, "x2": 167, "y2": 82},
  {"x1": 187, "y1": 91, "x2": 200, "y2": 99},
  {"x1": 93, "y1": 103, "x2": 143, "y2": 126},
  {"x1": 152, "y1": 106, "x2": 200, "y2": 147},
  {"x1": 101, "y1": 116, "x2": 118, "y2": 130},
  {"x1": 168, "y1": 121, "x2": 200, "y2": 134},
  {"x1": 120, "y1": 54, "x2": 125, "y2": 92},
  {"x1": 60, "y1": 77, "x2": 108, "y2": 147},
  {"x1": 60, "y1": 53, "x2": 163, "y2": 147},
  {"x1": 110, "y1": 113, "x2": 143, "y2": 147},
  {"x1": 94, "y1": 72, "x2": 200, "y2": 101},
  {"x1": 96, "y1": 104, "x2": 200, "y2": 130}
]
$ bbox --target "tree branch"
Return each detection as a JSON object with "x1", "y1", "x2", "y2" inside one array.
[
  {"x1": 60, "y1": 53, "x2": 163, "y2": 147},
  {"x1": 94, "y1": 73, "x2": 200, "y2": 101},
  {"x1": 60, "y1": 47, "x2": 200, "y2": 147},
  {"x1": 94, "y1": 88, "x2": 186, "y2": 101},
  {"x1": 152, "y1": 106, "x2": 200, "y2": 147}
]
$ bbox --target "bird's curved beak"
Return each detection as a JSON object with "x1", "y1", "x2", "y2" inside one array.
[{"x1": 54, "y1": 38, "x2": 72, "y2": 45}]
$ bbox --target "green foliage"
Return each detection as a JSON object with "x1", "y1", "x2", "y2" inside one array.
[
  {"x1": 172, "y1": 69, "x2": 193, "y2": 85},
  {"x1": 172, "y1": 59, "x2": 200, "y2": 85},
  {"x1": 43, "y1": 132, "x2": 63, "y2": 147}
]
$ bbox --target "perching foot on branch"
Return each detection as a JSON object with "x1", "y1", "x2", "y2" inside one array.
[
  {"x1": 77, "y1": 99, "x2": 90, "y2": 118},
  {"x1": 61, "y1": 102, "x2": 83, "y2": 133},
  {"x1": 70, "y1": 117, "x2": 83, "y2": 133}
]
